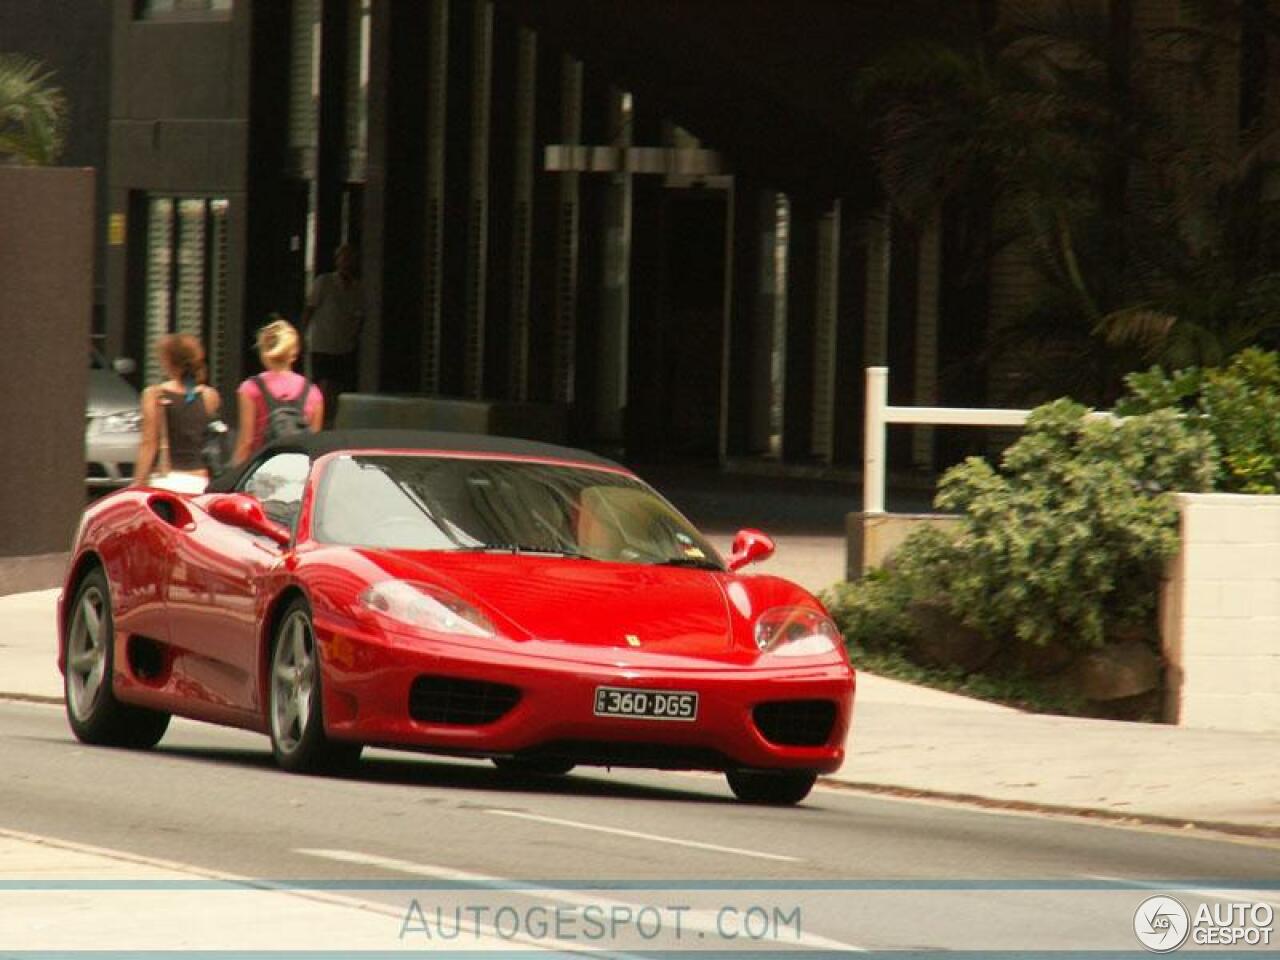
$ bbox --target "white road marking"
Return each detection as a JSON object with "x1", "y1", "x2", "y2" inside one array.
[
  {"x1": 1086, "y1": 874, "x2": 1280, "y2": 909},
  {"x1": 296, "y1": 847, "x2": 864, "y2": 953},
  {"x1": 0, "y1": 826, "x2": 389, "y2": 914},
  {"x1": 483, "y1": 808, "x2": 803, "y2": 863}
]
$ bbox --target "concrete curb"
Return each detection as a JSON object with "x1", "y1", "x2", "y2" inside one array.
[
  {"x1": 0, "y1": 693, "x2": 62, "y2": 706},
  {"x1": 0, "y1": 553, "x2": 66, "y2": 597},
  {"x1": 819, "y1": 778, "x2": 1280, "y2": 842}
]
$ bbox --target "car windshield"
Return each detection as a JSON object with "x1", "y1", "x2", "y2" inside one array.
[{"x1": 313, "y1": 454, "x2": 723, "y2": 568}]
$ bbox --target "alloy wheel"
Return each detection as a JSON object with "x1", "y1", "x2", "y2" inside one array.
[
  {"x1": 66, "y1": 584, "x2": 108, "y2": 721},
  {"x1": 271, "y1": 610, "x2": 316, "y2": 755}
]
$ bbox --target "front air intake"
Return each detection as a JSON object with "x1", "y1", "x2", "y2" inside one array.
[
  {"x1": 752, "y1": 699, "x2": 838, "y2": 747},
  {"x1": 408, "y1": 675, "x2": 520, "y2": 725}
]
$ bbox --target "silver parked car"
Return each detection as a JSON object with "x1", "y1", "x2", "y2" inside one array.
[{"x1": 86, "y1": 349, "x2": 141, "y2": 488}]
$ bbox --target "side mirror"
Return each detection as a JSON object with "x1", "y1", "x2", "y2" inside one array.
[
  {"x1": 727, "y1": 528, "x2": 775, "y2": 572},
  {"x1": 112, "y1": 356, "x2": 137, "y2": 376},
  {"x1": 207, "y1": 493, "x2": 291, "y2": 547}
]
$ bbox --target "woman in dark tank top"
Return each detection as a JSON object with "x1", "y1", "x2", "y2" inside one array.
[{"x1": 134, "y1": 334, "x2": 223, "y2": 491}]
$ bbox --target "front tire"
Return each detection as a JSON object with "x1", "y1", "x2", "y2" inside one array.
[
  {"x1": 269, "y1": 597, "x2": 362, "y2": 774},
  {"x1": 64, "y1": 567, "x2": 170, "y2": 749},
  {"x1": 726, "y1": 769, "x2": 818, "y2": 806}
]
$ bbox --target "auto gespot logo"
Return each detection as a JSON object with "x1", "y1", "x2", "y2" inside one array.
[{"x1": 1134, "y1": 895, "x2": 1275, "y2": 952}]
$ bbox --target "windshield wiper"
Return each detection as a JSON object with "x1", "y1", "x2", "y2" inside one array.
[
  {"x1": 651, "y1": 556, "x2": 724, "y2": 571},
  {"x1": 463, "y1": 542, "x2": 593, "y2": 559}
]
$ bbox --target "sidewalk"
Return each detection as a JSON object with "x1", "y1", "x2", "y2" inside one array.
[{"x1": 3, "y1": 584, "x2": 1277, "y2": 836}]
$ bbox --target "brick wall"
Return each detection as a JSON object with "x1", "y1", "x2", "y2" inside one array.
[{"x1": 1160, "y1": 493, "x2": 1280, "y2": 732}]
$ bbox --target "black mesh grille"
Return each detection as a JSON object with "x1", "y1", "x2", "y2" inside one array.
[
  {"x1": 752, "y1": 700, "x2": 838, "y2": 747},
  {"x1": 87, "y1": 462, "x2": 108, "y2": 479},
  {"x1": 408, "y1": 675, "x2": 520, "y2": 726}
]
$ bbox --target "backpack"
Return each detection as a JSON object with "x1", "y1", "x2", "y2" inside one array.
[{"x1": 253, "y1": 374, "x2": 312, "y2": 443}]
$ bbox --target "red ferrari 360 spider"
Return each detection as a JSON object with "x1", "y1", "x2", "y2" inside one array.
[{"x1": 58, "y1": 432, "x2": 855, "y2": 805}]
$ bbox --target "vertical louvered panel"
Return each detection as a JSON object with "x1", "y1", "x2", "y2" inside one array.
[
  {"x1": 770, "y1": 193, "x2": 789, "y2": 455},
  {"x1": 553, "y1": 55, "x2": 583, "y2": 405},
  {"x1": 508, "y1": 26, "x2": 536, "y2": 402},
  {"x1": 207, "y1": 199, "x2": 230, "y2": 390},
  {"x1": 912, "y1": 209, "x2": 941, "y2": 470},
  {"x1": 421, "y1": 0, "x2": 449, "y2": 394},
  {"x1": 594, "y1": 87, "x2": 633, "y2": 438},
  {"x1": 175, "y1": 199, "x2": 206, "y2": 338},
  {"x1": 289, "y1": 0, "x2": 321, "y2": 175},
  {"x1": 810, "y1": 200, "x2": 840, "y2": 463},
  {"x1": 464, "y1": 0, "x2": 493, "y2": 398},
  {"x1": 144, "y1": 198, "x2": 174, "y2": 385},
  {"x1": 345, "y1": 0, "x2": 371, "y2": 181}
]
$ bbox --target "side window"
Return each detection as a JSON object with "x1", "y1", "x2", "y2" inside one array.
[{"x1": 240, "y1": 453, "x2": 310, "y2": 527}]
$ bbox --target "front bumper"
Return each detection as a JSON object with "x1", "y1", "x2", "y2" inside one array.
[
  {"x1": 317, "y1": 623, "x2": 854, "y2": 774},
  {"x1": 85, "y1": 428, "x2": 140, "y2": 487}
]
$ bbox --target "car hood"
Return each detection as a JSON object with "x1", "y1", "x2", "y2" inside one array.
[
  {"x1": 88, "y1": 369, "x2": 139, "y2": 416},
  {"x1": 359, "y1": 550, "x2": 738, "y2": 657}
]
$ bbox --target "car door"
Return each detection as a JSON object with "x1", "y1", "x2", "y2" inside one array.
[{"x1": 166, "y1": 452, "x2": 311, "y2": 720}]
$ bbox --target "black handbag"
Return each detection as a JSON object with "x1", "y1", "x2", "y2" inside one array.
[{"x1": 202, "y1": 415, "x2": 234, "y2": 477}]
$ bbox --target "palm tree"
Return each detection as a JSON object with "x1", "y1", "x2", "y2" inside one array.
[{"x1": 0, "y1": 54, "x2": 67, "y2": 166}]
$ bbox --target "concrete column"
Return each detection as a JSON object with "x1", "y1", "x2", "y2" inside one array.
[
  {"x1": 506, "y1": 26, "x2": 536, "y2": 402},
  {"x1": 864, "y1": 205, "x2": 891, "y2": 367},
  {"x1": 357, "y1": 0, "x2": 390, "y2": 393},
  {"x1": 0, "y1": 168, "x2": 92, "y2": 556},
  {"x1": 783, "y1": 197, "x2": 818, "y2": 461},
  {"x1": 912, "y1": 208, "x2": 941, "y2": 471},
  {"x1": 315, "y1": 0, "x2": 350, "y2": 276},
  {"x1": 593, "y1": 88, "x2": 633, "y2": 444},
  {"x1": 552, "y1": 54, "x2": 583, "y2": 405},
  {"x1": 737, "y1": 189, "x2": 780, "y2": 455}
]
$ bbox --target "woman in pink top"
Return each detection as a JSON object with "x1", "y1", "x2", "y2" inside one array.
[{"x1": 232, "y1": 317, "x2": 324, "y2": 464}]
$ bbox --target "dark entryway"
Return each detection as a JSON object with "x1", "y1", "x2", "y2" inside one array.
[{"x1": 627, "y1": 188, "x2": 727, "y2": 460}]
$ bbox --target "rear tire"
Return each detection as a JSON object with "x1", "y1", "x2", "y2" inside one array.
[
  {"x1": 64, "y1": 567, "x2": 170, "y2": 749},
  {"x1": 492, "y1": 757, "x2": 576, "y2": 777},
  {"x1": 726, "y1": 769, "x2": 817, "y2": 806},
  {"x1": 268, "y1": 597, "x2": 362, "y2": 774}
]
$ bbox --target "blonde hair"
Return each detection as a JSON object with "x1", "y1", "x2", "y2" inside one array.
[
  {"x1": 256, "y1": 317, "x2": 300, "y2": 368},
  {"x1": 157, "y1": 333, "x2": 206, "y2": 384}
]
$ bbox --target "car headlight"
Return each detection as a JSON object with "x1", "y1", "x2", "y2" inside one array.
[
  {"x1": 754, "y1": 606, "x2": 842, "y2": 657},
  {"x1": 360, "y1": 580, "x2": 496, "y2": 638},
  {"x1": 99, "y1": 410, "x2": 143, "y2": 433}
]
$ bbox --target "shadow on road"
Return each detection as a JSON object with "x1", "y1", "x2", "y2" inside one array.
[{"x1": 27, "y1": 730, "x2": 741, "y2": 806}]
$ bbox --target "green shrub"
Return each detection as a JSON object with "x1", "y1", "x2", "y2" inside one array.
[
  {"x1": 828, "y1": 400, "x2": 1216, "y2": 657},
  {"x1": 1117, "y1": 348, "x2": 1280, "y2": 494}
]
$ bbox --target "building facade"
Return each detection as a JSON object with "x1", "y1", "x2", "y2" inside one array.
[{"x1": 99, "y1": 0, "x2": 1279, "y2": 471}]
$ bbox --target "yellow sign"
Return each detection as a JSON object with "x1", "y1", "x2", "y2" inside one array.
[{"x1": 108, "y1": 212, "x2": 126, "y2": 246}]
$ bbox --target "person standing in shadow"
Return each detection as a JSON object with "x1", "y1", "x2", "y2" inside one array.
[{"x1": 302, "y1": 243, "x2": 363, "y2": 427}]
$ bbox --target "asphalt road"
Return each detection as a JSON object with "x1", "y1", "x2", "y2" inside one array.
[{"x1": 3, "y1": 699, "x2": 1278, "y2": 953}]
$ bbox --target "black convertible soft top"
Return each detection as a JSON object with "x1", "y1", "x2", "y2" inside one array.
[{"x1": 207, "y1": 429, "x2": 626, "y2": 493}]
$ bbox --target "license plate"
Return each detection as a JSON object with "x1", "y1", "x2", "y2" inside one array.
[{"x1": 593, "y1": 686, "x2": 698, "y2": 722}]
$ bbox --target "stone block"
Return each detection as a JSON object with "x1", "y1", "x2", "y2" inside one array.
[{"x1": 845, "y1": 512, "x2": 962, "y2": 580}]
